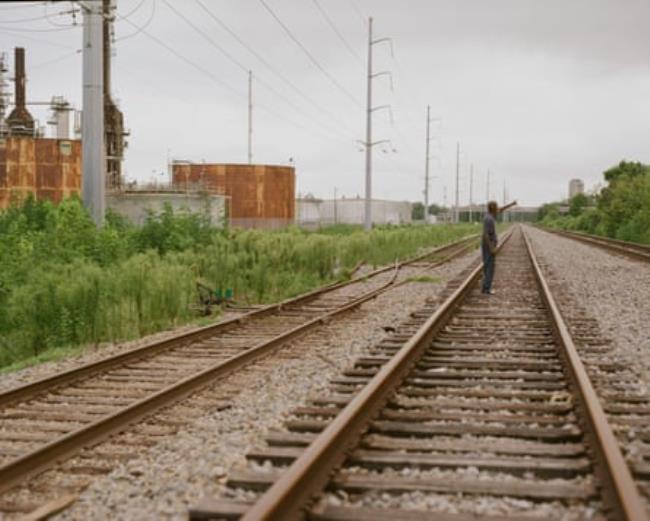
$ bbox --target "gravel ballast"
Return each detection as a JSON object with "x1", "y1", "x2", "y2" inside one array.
[
  {"x1": 526, "y1": 226, "x2": 650, "y2": 390},
  {"x1": 51, "y1": 251, "x2": 479, "y2": 520}
]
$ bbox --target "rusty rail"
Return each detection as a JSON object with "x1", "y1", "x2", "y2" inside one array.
[
  {"x1": 539, "y1": 227, "x2": 650, "y2": 263},
  {"x1": 223, "y1": 226, "x2": 646, "y2": 521},
  {"x1": 0, "y1": 234, "x2": 477, "y2": 410},
  {"x1": 235, "y1": 232, "x2": 512, "y2": 521},
  {"x1": 523, "y1": 229, "x2": 647, "y2": 520},
  {"x1": 0, "y1": 235, "x2": 476, "y2": 498}
]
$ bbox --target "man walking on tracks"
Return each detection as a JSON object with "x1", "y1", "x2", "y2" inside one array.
[{"x1": 482, "y1": 200, "x2": 516, "y2": 295}]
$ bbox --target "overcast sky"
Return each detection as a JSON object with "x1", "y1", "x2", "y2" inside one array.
[{"x1": 1, "y1": 0, "x2": 649, "y2": 206}]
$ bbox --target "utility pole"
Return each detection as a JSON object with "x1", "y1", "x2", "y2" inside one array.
[
  {"x1": 454, "y1": 142, "x2": 460, "y2": 223},
  {"x1": 486, "y1": 169, "x2": 491, "y2": 205},
  {"x1": 363, "y1": 17, "x2": 392, "y2": 231},
  {"x1": 424, "y1": 105, "x2": 431, "y2": 224},
  {"x1": 248, "y1": 70, "x2": 253, "y2": 164},
  {"x1": 443, "y1": 185, "x2": 447, "y2": 220},
  {"x1": 364, "y1": 17, "x2": 372, "y2": 231},
  {"x1": 81, "y1": 0, "x2": 105, "y2": 226},
  {"x1": 334, "y1": 186, "x2": 338, "y2": 224},
  {"x1": 469, "y1": 164, "x2": 473, "y2": 223}
]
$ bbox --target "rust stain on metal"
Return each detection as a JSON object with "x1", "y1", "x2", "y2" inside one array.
[
  {"x1": 172, "y1": 163, "x2": 295, "y2": 227},
  {"x1": 0, "y1": 137, "x2": 82, "y2": 208}
]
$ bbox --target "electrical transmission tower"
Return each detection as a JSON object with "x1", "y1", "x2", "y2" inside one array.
[{"x1": 362, "y1": 17, "x2": 393, "y2": 231}]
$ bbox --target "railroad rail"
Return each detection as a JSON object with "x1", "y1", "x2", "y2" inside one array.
[
  {"x1": 191, "y1": 226, "x2": 648, "y2": 521},
  {"x1": 0, "y1": 234, "x2": 478, "y2": 516},
  {"x1": 539, "y1": 227, "x2": 650, "y2": 263}
]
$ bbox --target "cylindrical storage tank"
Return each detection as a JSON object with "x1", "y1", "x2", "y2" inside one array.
[{"x1": 171, "y1": 162, "x2": 295, "y2": 229}]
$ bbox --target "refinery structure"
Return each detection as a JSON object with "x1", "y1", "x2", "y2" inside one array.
[{"x1": 0, "y1": 0, "x2": 417, "y2": 229}]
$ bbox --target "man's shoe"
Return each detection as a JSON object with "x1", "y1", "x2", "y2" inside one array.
[{"x1": 487, "y1": 289, "x2": 496, "y2": 295}]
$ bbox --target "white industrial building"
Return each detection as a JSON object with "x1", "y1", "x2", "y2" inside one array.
[
  {"x1": 569, "y1": 179, "x2": 584, "y2": 199},
  {"x1": 296, "y1": 197, "x2": 412, "y2": 228}
]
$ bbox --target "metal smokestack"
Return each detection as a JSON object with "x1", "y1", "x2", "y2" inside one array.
[{"x1": 6, "y1": 47, "x2": 34, "y2": 136}]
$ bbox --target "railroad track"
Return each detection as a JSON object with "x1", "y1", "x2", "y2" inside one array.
[
  {"x1": 539, "y1": 227, "x2": 650, "y2": 263},
  {"x1": 192, "y1": 226, "x2": 649, "y2": 521},
  {"x1": 0, "y1": 234, "x2": 477, "y2": 517}
]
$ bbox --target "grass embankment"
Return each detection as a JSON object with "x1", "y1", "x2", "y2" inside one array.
[{"x1": 0, "y1": 197, "x2": 475, "y2": 371}]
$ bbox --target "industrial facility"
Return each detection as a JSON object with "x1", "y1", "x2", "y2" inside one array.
[
  {"x1": 296, "y1": 196, "x2": 412, "y2": 228},
  {"x1": 0, "y1": 48, "x2": 84, "y2": 209},
  {"x1": 172, "y1": 162, "x2": 295, "y2": 229}
]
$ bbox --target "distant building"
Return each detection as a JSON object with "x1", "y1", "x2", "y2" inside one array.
[
  {"x1": 569, "y1": 179, "x2": 584, "y2": 199},
  {"x1": 296, "y1": 197, "x2": 412, "y2": 228},
  {"x1": 453, "y1": 204, "x2": 540, "y2": 223}
]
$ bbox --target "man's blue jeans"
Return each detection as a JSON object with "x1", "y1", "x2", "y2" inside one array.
[{"x1": 481, "y1": 244, "x2": 495, "y2": 293}]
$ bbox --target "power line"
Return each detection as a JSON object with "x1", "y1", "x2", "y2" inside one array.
[
  {"x1": 31, "y1": 49, "x2": 81, "y2": 69},
  {"x1": 120, "y1": 0, "x2": 150, "y2": 20},
  {"x1": 0, "y1": 23, "x2": 78, "y2": 32},
  {"x1": 116, "y1": 11, "x2": 244, "y2": 100},
  {"x1": 0, "y1": 2, "x2": 47, "y2": 10},
  {"x1": 1, "y1": 10, "x2": 67, "y2": 24},
  {"x1": 162, "y1": 0, "x2": 248, "y2": 73},
  {"x1": 115, "y1": 0, "x2": 156, "y2": 42},
  {"x1": 257, "y1": 0, "x2": 363, "y2": 109},
  {"x1": 310, "y1": 0, "x2": 362, "y2": 63},
  {"x1": 115, "y1": 10, "x2": 353, "y2": 147},
  {"x1": 346, "y1": 0, "x2": 366, "y2": 24},
  {"x1": 0, "y1": 28, "x2": 76, "y2": 49},
  {"x1": 193, "y1": 0, "x2": 359, "y2": 137},
  {"x1": 161, "y1": 0, "x2": 357, "y2": 142}
]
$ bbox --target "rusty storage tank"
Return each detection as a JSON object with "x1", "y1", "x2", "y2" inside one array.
[
  {"x1": 0, "y1": 137, "x2": 82, "y2": 209},
  {"x1": 171, "y1": 162, "x2": 295, "y2": 229}
]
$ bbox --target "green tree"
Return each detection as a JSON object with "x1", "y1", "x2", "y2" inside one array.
[
  {"x1": 569, "y1": 193, "x2": 589, "y2": 217},
  {"x1": 427, "y1": 204, "x2": 445, "y2": 216},
  {"x1": 603, "y1": 161, "x2": 650, "y2": 183},
  {"x1": 412, "y1": 202, "x2": 425, "y2": 220}
]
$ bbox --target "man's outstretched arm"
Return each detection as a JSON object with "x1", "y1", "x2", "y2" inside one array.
[{"x1": 498, "y1": 200, "x2": 517, "y2": 213}]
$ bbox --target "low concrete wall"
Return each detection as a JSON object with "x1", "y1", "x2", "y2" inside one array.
[
  {"x1": 107, "y1": 191, "x2": 227, "y2": 226},
  {"x1": 297, "y1": 198, "x2": 412, "y2": 227}
]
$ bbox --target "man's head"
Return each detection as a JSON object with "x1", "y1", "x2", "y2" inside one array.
[{"x1": 487, "y1": 200, "x2": 498, "y2": 216}]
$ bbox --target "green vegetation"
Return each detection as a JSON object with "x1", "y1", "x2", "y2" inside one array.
[
  {"x1": 0, "y1": 196, "x2": 475, "y2": 369},
  {"x1": 542, "y1": 161, "x2": 650, "y2": 244},
  {"x1": 411, "y1": 202, "x2": 447, "y2": 220}
]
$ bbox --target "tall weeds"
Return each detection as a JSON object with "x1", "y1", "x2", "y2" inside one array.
[{"x1": 0, "y1": 197, "x2": 474, "y2": 369}]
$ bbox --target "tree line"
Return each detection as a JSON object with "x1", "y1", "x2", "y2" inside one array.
[{"x1": 540, "y1": 161, "x2": 650, "y2": 244}]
